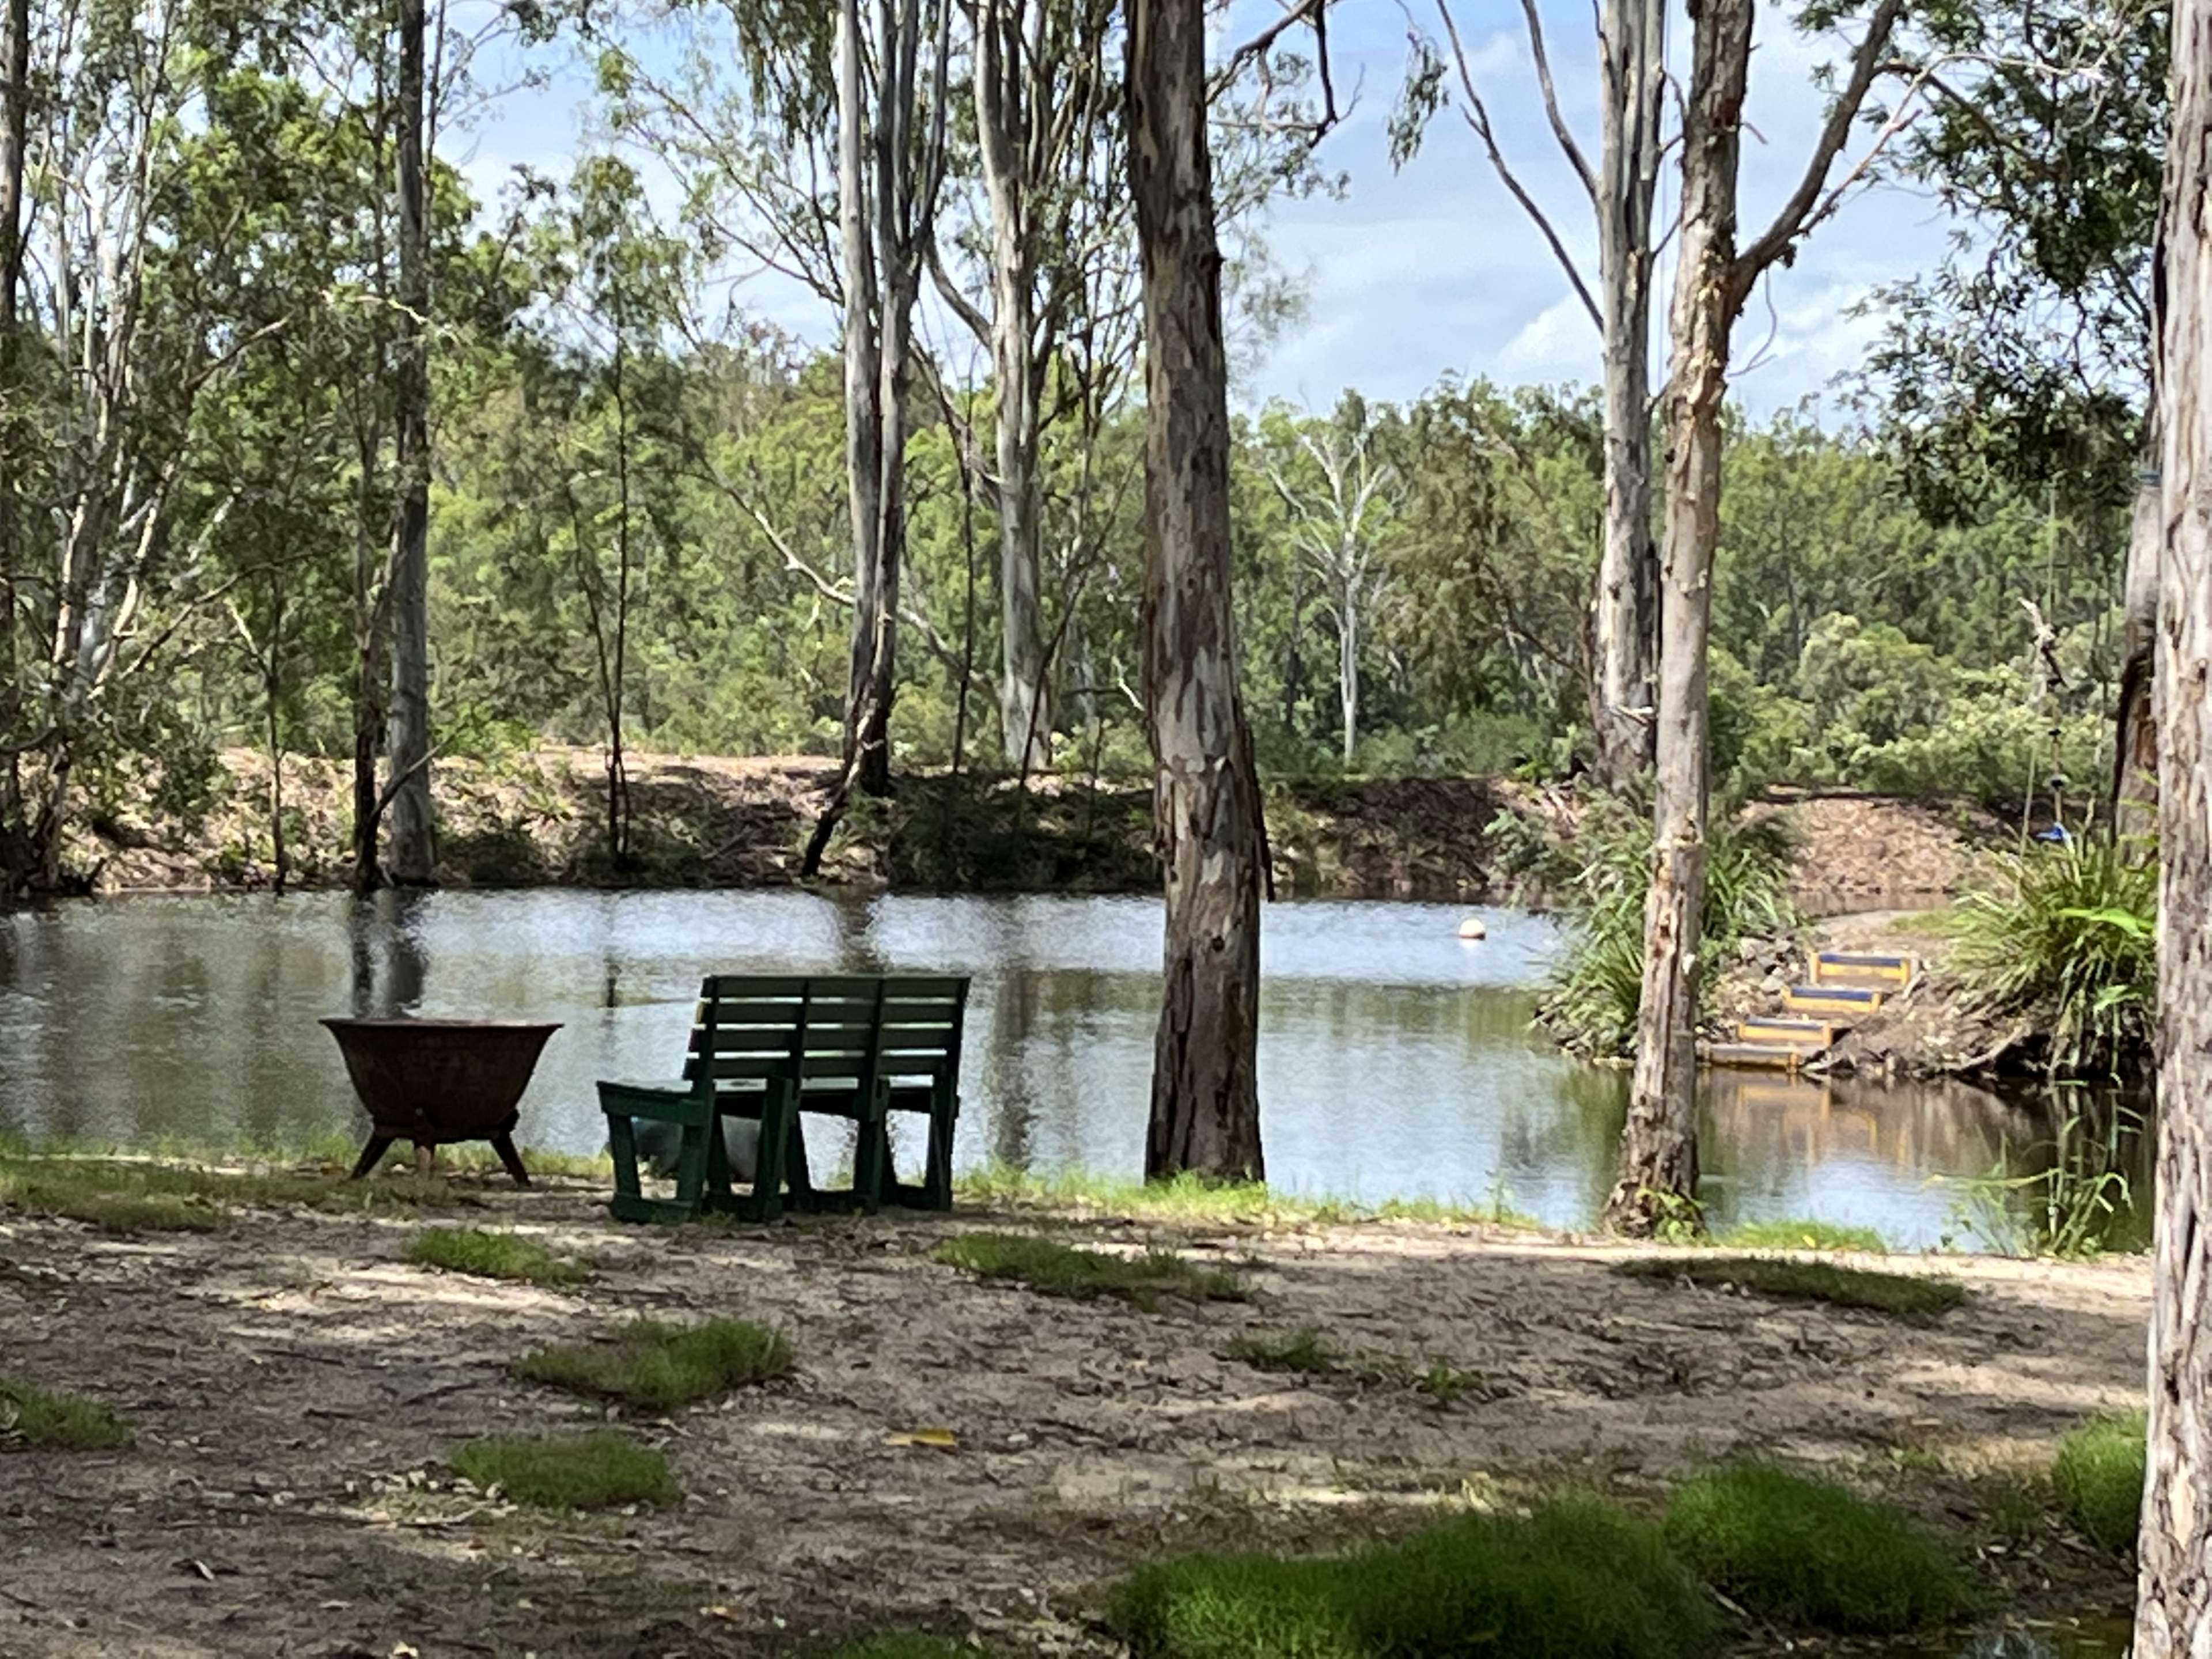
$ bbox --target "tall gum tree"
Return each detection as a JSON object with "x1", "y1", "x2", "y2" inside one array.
[
  {"x1": 2139, "y1": 0, "x2": 2212, "y2": 1638},
  {"x1": 1416, "y1": 0, "x2": 1666, "y2": 789},
  {"x1": 0, "y1": 0, "x2": 26, "y2": 882},
  {"x1": 385, "y1": 0, "x2": 436, "y2": 887},
  {"x1": 1604, "y1": 0, "x2": 1904, "y2": 1234},
  {"x1": 937, "y1": 0, "x2": 1120, "y2": 775},
  {"x1": 1126, "y1": 0, "x2": 1268, "y2": 1181}
]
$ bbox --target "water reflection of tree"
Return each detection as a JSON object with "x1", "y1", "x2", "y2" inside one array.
[{"x1": 349, "y1": 890, "x2": 428, "y2": 1018}]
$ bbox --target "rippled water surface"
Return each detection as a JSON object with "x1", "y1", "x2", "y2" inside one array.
[{"x1": 0, "y1": 889, "x2": 2131, "y2": 1246}]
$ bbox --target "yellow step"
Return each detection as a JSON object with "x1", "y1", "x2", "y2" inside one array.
[
  {"x1": 1812, "y1": 952, "x2": 1917, "y2": 988},
  {"x1": 1782, "y1": 983, "x2": 1886, "y2": 1018},
  {"x1": 1737, "y1": 1017, "x2": 1841, "y2": 1050},
  {"x1": 1705, "y1": 1041, "x2": 1806, "y2": 1071}
]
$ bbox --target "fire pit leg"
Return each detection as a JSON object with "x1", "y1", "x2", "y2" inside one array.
[
  {"x1": 350, "y1": 1135, "x2": 396, "y2": 1181},
  {"x1": 490, "y1": 1131, "x2": 531, "y2": 1188}
]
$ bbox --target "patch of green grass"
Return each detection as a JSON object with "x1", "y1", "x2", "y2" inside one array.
[
  {"x1": 1224, "y1": 1325, "x2": 1337, "y2": 1374},
  {"x1": 933, "y1": 1232, "x2": 1244, "y2": 1310},
  {"x1": 1, "y1": 1128, "x2": 613, "y2": 1183},
  {"x1": 0, "y1": 1376, "x2": 132, "y2": 1450},
  {"x1": 1618, "y1": 1256, "x2": 1965, "y2": 1320},
  {"x1": 0, "y1": 1153, "x2": 437, "y2": 1232},
  {"x1": 1717, "y1": 1218, "x2": 1888, "y2": 1254},
  {"x1": 1662, "y1": 1463, "x2": 1974, "y2": 1634},
  {"x1": 827, "y1": 1639, "x2": 981, "y2": 1659},
  {"x1": 1412, "y1": 1362, "x2": 1493, "y2": 1407},
  {"x1": 515, "y1": 1318, "x2": 794, "y2": 1410},
  {"x1": 404, "y1": 1228, "x2": 592, "y2": 1287},
  {"x1": 952, "y1": 1166, "x2": 1543, "y2": 1232},
  {"x1": 2052, "y1": 1410, "x2": 2146, "y2": 1552},
  {"x1": 450, "y1": 1429, "x2": 675, "y2": 1510},
  {"x1": 1112, "y1": 1495, "x2": 1719, "y2": 1658}
]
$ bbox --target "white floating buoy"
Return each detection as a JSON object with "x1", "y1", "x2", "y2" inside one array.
[{"x1": 1458, "y1": 916, "x2": 1487, "y2": 941}]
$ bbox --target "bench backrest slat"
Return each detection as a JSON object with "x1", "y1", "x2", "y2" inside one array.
[{"x1": 680, "y1": 973, "x2": 969, "y2": 1096}]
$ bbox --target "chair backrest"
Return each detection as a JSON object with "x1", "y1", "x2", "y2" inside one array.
[
  {"x1": 873, "y1": 975, "x2": 969, "y2": 1086},
  {"x1": 682, "y1": 974, "x2": 971, "y2": 1096},
  {"x1": 684, "y1": 976, "x2": 809, "y2": 1092}
]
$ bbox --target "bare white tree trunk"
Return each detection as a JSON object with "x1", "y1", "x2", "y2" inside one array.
[
  {"x1": 804, "y1": 0, "x2": 951, "y2": 870},
  {"x1": 1267, "y1": 412, "x2": 1394, "y2": 775},
  {"x1": 1340, "y1": 580, "x2": 1358, "y2": 767},
  {"x1": 2138, "y1": 6, "x2": 2212, "y2": 1640},
  {"x1": 1435, "y1": 0, "x2": 1664, "y2": 789},
  {"x1": 838, "y1": 0, "x2": 889, "y2": 797},
  {"x1": 1128, "y1": 0, "x2": 1266, "y2": 1181},
  {"x1": 974, "y1": 0, "x2": 1051, "y2": 772},
  {"x1": 1589, "y1": 0, "x2": 1665, "y2": 786},
  {"x1": 386, "y1": 0, "x2": 435, "y2": 885}
]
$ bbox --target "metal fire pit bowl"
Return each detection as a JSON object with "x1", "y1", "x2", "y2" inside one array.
[{"x1": 320, "y1": 1017, "x2": 562, "y2": 1184}]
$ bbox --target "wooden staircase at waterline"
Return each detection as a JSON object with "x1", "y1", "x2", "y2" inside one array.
[{"x1": 1705, "y1": 952, "x2": 1919, "y2": 1071}]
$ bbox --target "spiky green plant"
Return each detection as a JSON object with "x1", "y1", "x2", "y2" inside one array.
[
  {"x1": 1952, "y1": 835, "x2": 2156, "y2": 1077},
  {"x1": 1540, "y1": 798, "x2": 1800, "y2": 1058}
]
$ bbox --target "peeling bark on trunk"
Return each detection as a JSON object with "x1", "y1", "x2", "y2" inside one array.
[
  {"x1": 385, "y1": 0, "x2": 435, "y2": 886},
  {"x1": 0, "y1": 0, "x2": 28, "y2": 885},
  {"x1": 1603, "y1": 0, "x2": 1750, "y2": 1235},
  {"x1": 2138, "y1": 11, "x2": 2212, "y2": 1642},
  {"x1": 2115, "y1": 452, "x2": 2161, "y2": 838},
  {"x1": 1589, "y1": 0, "x2": 1665, "y2": 789},
  {"x1": 1127, "y1": 0, "x2": 1266, "y2": 1183}
]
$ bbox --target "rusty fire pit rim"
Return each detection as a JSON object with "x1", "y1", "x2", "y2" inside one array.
[{"x1": 319, "y1": 1016, "x2": 565, "y2": 1033}]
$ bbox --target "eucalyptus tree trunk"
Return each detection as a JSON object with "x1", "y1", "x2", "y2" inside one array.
[
  {"x1": 1127, "y1": 0, "x2": 1266, "y2": 1182},
  {"x1": 2114, "y1": 452, "x2": 2161, "y2": 838},
  {"x1": 1339, "y1": 581, "x2": 1358, "y2": 767},
  {"x1": 1589, "y1": 0, "x2": 1666, "y2": 788},
  {"x1": 385, "y1": 0, "x2": 435, "y2": 885},
  {"x1": 1600, "y1": 0, "x2": 1900, "y2": 1234},
  {"x1": 803, "y1": 0, "x2": 949, "y2": 872},
  {"x1": 836, "y1": 0, "x2": 889, "y2": 798},
  {"x1": 2137, "y1": 7, "x2": 2212, "y2": 1641},
  {"x1": 0, "y1": 0, "x2": 26, "y2": 881},
  {"x1": 1601, "y1": 0, "x2": 1748, "y2": 1234},
  {"x1": 974, "y1": 0, "x2": 1051, "y2": 772}
]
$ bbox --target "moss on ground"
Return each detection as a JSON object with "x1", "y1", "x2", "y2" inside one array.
[
  {"x1": 515, "y1": 1317, "x2": 794, "y2": 1410},
  {"x1": 1224, "y1": 1325, "x2": 1337, "y2": 1374},
  {"x1": 1715, "y1": 1218, "x2": 1887, "y2": 1253},
  {"x1": 953, "y1": 1166, "x2": 1540, "y2": 1231},
  {"x1": 0, "y1": 1376, "x2": 131, "y2": 1450},
  {"x1": 2052, "y1": 1410, "x2": 2146, "y2": 1553},
  {"x1": 405, "y1": 1226, "x2": 592, "y2": 1286},
  {"x1": 934, "y1": 1232, "x2": 1243, "y2": 1310},
  {"x1": 1618, "y1": 1255, "x2": 1965, "y2": 1319},
  {"x1": 0, "y1": 1154, "x2": 446, "y2": 1232},
  {"x1": 1112, "y1": 1496, "x2": 1719, "y2": 1659},
  {"x1": 450, "y1": 1430, "x2": 675, "y2": 1510},
  {"x1": 1662, "y1": 1463, "x2": 1973, "y2": 1634}
]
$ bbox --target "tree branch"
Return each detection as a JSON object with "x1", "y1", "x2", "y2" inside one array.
[
  {"x1": 1515, "y1": 0, "x2": 1596, "y2": 201},
  {"x1": 1437, "y1": 0, "x2": 1601, "y2": 329},
  {"x1": 1733, "y1": 0, "x2": 1906, "y2": 289}
]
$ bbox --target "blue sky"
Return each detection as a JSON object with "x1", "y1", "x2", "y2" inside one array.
[{"x1": 446, "y1": 0, "x2": 1960, "y2": 419}]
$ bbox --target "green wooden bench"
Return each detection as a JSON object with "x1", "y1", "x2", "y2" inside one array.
[{"x1": 598, "y1": 974, "x2": 969, "y2": 1224}]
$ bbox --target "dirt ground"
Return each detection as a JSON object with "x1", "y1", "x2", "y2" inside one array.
[{"x1": 0, "y1": 1182, "x2": 2150, "y2": 1658}]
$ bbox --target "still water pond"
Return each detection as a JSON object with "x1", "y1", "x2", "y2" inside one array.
[{"x1": 0, "y1": 889, "x2": 2122, "y2": 1249}]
